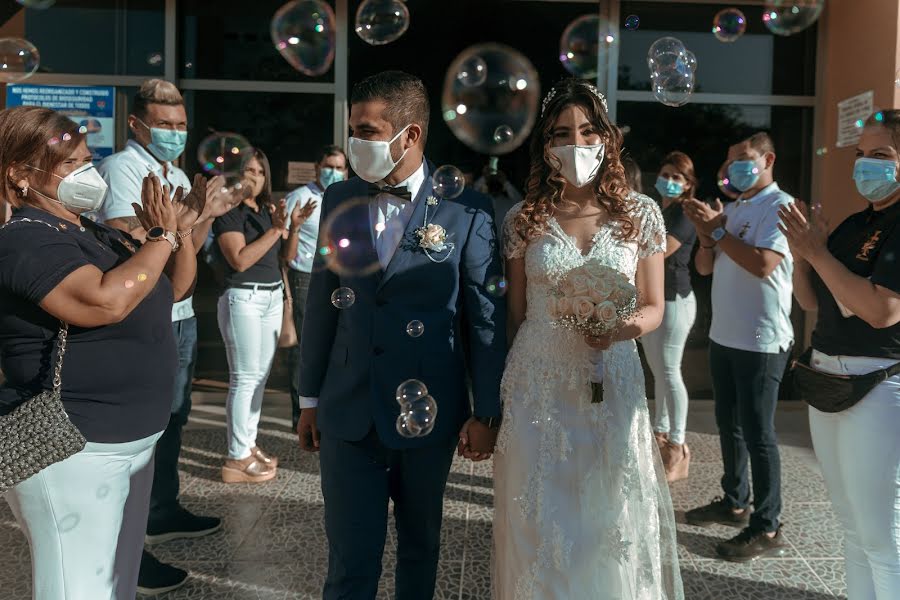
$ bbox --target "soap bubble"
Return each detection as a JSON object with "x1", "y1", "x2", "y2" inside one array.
[
  {"x1": 648, "y1": 37, "x2": 694, "y2": 107},
  {"x1": 0, "y1": 38, "x2": 40, "y2": 82},
  {"x1": 406, "y1": 320, "x2": 424, "y2": 338},
  {"x1": 396, "y1": 412, "x2": 418, "y2": 437},
  {"x1": 405, "y1": 395, "x2": 438, "y2": 437},
  {"x1": 432, "y1": 165, "x2": 465, "y2": 199},
  {"x1": 647, "y1": 36, "x2": 687, "y2": 73},
  {"x1": 197, "y1": 133, "x2": 254, "y2": 179},
  {"x1": 762, "y1": 1, "x2": 824, "y2": 36},
  {"x1": 815, "y1": 147, "x2": 827, "y2": 157},
  {"x1": 58, "y1": 513, "x2": 80, "y2": 532},
  {"x1": 486, "y1": 276, "x2": 507, "y2": 297},
  {"x1": 396, "y1": 379, "x2": 428, "y2": 405},
  {"x1": 330, "y1": 287, "x2": 355, "y2": 309},
  {"x1": 624, "y1": 14, "x2": 640, "y2": 31},
  {"x1": 271, "y1": 0, "x2": 336, "y2": 76},
  {"x1": 683, "y1": 51, "x2": 697, "y2": 73},
  {"x1": 147, "y1": 52, "x2": 163, "y2": 66},
  {"x1": 559, "y1": 14, "x2": 616, "y2": 79},
  {"x1": 355, "y1": 0, "x2": 409, "y2": 46},
  {"x1": 318, "y1": 198, "x2": 382, "y2": 276},
  {"x1": 712, "y1": 8, "x2": 747, "y2": 43},
  {"x1": 755, "y1": 326, "x2": 776, "y2": 345},
  {"x1": 442, "y1": 43, "x2": 540, "y2": 156},
  {"x1": 492, "y1": 125, "x2": 514, "y2": 145},
  {"x1": 16, "y1": 0, "x2": 55, "y2": 8},
  {"x1": 456, "y1": 55, "x2": 487, "y2": 87}
]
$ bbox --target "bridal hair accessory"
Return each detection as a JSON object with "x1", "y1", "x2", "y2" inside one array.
[
  {"x1": 415, "y1": 195, "x2": 455, "y2": 263},
  {"x1": 541, "y1": 81, "x2": 608, "y2": 117}
]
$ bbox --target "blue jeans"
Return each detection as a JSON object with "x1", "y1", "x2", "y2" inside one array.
[
  {"x1": 288, "y1": 270, "x2": 311, "y2": 429},
  {"x1": 709, "y1": 340, "x2": 790, "y2": 533},
  {"x1": 148, "y1": 317, "x2": 197, "y2": 520}
]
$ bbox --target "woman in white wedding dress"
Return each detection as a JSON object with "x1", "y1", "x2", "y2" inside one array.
[{"x1": 492, "y1": 79, "x2": 684, "y2": 600}]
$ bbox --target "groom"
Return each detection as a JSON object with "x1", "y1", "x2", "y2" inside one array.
[{"x1": 297, "y1": 71, "x2": 507, "y2": 599}]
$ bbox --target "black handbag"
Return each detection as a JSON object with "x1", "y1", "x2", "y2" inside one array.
[{"x1": 791, "y1": 347, "x2": 900, "y2": 413}]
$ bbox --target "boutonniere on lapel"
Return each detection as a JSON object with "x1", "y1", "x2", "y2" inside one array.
[{"x1": 414, "y1": 196, "x2": 455, "y2": 263}]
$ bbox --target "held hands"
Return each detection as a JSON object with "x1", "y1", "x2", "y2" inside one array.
[
  {"x1": 133, "y1": 174, "x2": 176, "y2": 232},
  {"x1": 457, "y1": 417, "x2": 497, "y2": 461},
  {"x1": 290, "y1": 198, "x2": 319, "y2": 231},
  {"x1": 777, "y1": 200, "x2": 829, "y2": 264},
  {"x1": 683, "y1": 198, "x2": 726, "y2": 237}
]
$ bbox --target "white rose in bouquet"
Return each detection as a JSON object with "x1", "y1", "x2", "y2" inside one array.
[
  {"x1": 594, "y1": 301, "x2": 618, "y2": 328},
  {"x1": 573, "y1": 296, "x2": 595, "y2": 322}
]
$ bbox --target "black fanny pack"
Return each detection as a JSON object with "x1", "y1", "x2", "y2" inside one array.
[{"x1": 791, "y1": 348, "x2": 900, "y2": 413}]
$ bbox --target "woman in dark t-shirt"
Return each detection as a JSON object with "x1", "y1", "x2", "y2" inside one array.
[
  {"x1": 0, "y1": 106, "x2": 200, "y2": 599},
  {"x1": 780, "y1": 110, "x2": 900, "y2": 599},
  {"x1": 640, "y1": 151, "x2": 698, "y2": 483},
  {"x1": 214, "y1": 148, "x2": 297, "y2": 484}
]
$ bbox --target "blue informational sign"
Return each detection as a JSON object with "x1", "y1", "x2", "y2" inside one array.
[{"x1": 5, "y1": 84, "x2": 116, "y2": 160}]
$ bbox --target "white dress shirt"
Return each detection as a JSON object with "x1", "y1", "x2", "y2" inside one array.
[
  {"x1": 298, "y1": 161, "x2": 426, "y2": 410},
  {"x1": 283, "y1": 181, "x2": 324, "y2": 273}
]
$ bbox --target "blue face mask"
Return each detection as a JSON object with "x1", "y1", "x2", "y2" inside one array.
[
  {"x1": 654, "y1": 176, "x2": 684, "y2": 199},
  {"x1": 319, "y1": 167, "x2": 345, "y2": 189},
  {"x1": 727, "y1": 159, "x2": 761, "y2": 192},
  {"x1": 138, "y1": 118, "x2": 187, "y2": 162},
  {"x1": 853, "y1": 157, "x2": 900, "y2": 203}
]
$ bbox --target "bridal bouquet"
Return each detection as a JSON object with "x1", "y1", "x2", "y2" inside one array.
[{"x1": 549, "y1": 259, "x2": 639, "y2": 403}]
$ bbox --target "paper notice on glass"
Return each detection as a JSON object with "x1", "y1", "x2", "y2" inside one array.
[{"x1": 836, "y1": 91, "x2": 874, "y2": 148}]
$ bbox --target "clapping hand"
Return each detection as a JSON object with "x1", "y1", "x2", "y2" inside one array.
[
  {"x1": 172, "y1": 182, "x2": 207, "y2": 233},
  {"x1": 132, "y1": 175, "x2": 176, "y2": 232},
  {"x1": 270, "y1": 199, "x2": 289, "y2": 235},
  {"x1": 200, "y1": 176, "x2": 245, "y2": 221},
  {"x1": 290, "y1": 198, "x2": 318, "y2": 230},
  {"x1": 683, "y1": 198, "x2": 726, "y2": 237},
  {"x1": 777, "y1": 200, "x2": 829, "y2": 263}
]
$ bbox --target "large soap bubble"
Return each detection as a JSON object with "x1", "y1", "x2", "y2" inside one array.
[
  {"x1": 762, "y1": 1, "x2": 824, "y2": 36},
  {"x1": 432, "y1": 165, "x2": 465, "y2": 199},
  {"x1": 712, "y1": 8, "x2": 747, "y2": 43},
  {"x1": 442, "y1": 43, "x2": 540, "y2": 156},
  {"x1": 318, "y1": 197, "x2": 382, "y2": 277},
  {"x1": 271, "y1": 0, "x2": 336, "y2": 76},
  {"x1": 0, "y1": 38, "x2": 40, "y2": 82},
  {"x1": 355, "y1": 0, "x2": 409, "y2": 46},
  {"x1": 648, "y1": 37, "x2": 694, "y2": 107},
  {"x1": 197, "y1": 133, "x2": 254, "y2": 179},
  {"x1": 559, "y1": 14, "x2": 616, "y2": 79}
]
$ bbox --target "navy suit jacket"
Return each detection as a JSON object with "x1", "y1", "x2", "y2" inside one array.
[{"x1": 297, "y1": 161, "x2": 508, "y2": 449}]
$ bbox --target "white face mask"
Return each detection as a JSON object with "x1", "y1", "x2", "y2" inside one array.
[
  {"x1": 550, "y1": 143, "x2": 605, "y2": 188},
  {"x1": 28, "y1": 163, "x2": 109, "y2": 213},
  {"x1": 347, "y1": 124, "x2": 410, "y2": 183}
]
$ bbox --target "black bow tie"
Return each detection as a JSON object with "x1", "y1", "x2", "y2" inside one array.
[{"x1": 369, "y1": 183, "x2": 412, "y2": 202}]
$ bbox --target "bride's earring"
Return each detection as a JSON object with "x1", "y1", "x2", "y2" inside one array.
[{"x1": 21, "y1": 186, "x2": 28, "y2": 197}]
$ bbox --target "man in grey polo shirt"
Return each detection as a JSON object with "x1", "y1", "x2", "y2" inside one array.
[{"x1": 682, "y1": 132, "x2": 794, "y2": 562}]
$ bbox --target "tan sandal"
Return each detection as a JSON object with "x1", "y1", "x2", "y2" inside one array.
[
  {"x1": 252, "y1": 446, "x2": 278, "y2": 468},
  {"x1": 654, "y1": 432, "x2": 669, "y2": 450},
  {"x1": 664, "y1": 442, "x2": 691, "y2": 483},
  {"x1": 221, "y1": 456, "x2": 277, "y2": 484}
]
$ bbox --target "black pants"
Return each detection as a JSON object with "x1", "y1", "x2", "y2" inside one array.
[
  {"x1": 287, "y1": 269, "x2": 311, "y2": 429},
  {"x1": 319, "y1": 429, "x2": 456, "y2": 600},
  {"x1": 148, "y1": 317, "x2": 197, "y2": 522},
  {"x1": 709, "y1": 340, "x2": 791, "y2": 533}
]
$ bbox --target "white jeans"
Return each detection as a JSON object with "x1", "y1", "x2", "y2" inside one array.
[
  {"x1": 217, "y1": 285, "x2": 283, "y2": 460},
  {"x1": 5, "y1": 431, "x2": 162, "y2": 600},
  {"x1": 808, "y1": 350, "x2": 900, "y2": 600},
  {"x1": 643, "y1": 291, "x2": 696, "y2": 445}
]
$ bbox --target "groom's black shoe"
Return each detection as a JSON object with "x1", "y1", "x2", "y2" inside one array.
[
  {"x1": 716, "y1": 526, "x2": 788, "y2": 562},
  {"x1": 685, "y1": 496, "x2": 751, "y2": 528}
]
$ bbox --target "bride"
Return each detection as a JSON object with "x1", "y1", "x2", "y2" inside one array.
[{"x1": 492, "y1": 79, "x2": 684, "y2": 599}]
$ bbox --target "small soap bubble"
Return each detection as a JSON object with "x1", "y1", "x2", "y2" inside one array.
[
  {"x1": 755, "y1": 326, "x2": 776, "y2": 345},
  {"x1": 197, "y1": 133, "x2": 253, "y2": 179},
  {"x1": 486, "y1": 276, "x2": 507, "y2": 297},
  {"x1": 815, "y1": 147, "x2": 828, "y2": 157},
  {"x1": 58, "y1": 514, "x2": 80, "y2": 532},
  {"x1": 78, "y1": 125, "x2": 88, "y2": 134},
  {"x1": 405, "y1": 395, "x2": 438, "y2": 437},
  {"x1": 137, "y1": 273, "x2": 148, "y2": 282},
  {"x1": 147, "y1": 52, "x2": 163, "y2": 66},
  {"x1": 493, "y1": 125, "x2": 514, "y2": 145},
  {"x1": 624, "y1": 14, "x2": 640, "y2": 31},
  {"x1": 396, "y1": 411, "x2": 419, "y2": 437},
  {"x1": 456, "y1": 55, "x2": 487, "y2": 87},
  {"x1": 355, "y1": 0, "x2": 410, "y2": 46},
  {"x1": 432, "y1": 165, "x2": 465, "y2": 199},
  {"x1": 61, "y1": 132, "x2": 71, "y2": 142},
  {"x1": 712, "y1": 8, "x2": 747, "y2": 43},
  {"x1": 124, "y1": 280, "x2": 135, "y2": 289},
  {"x1": 396, "y1": 378, "x2": 428, "y2": 405},
  {"x1": 330, "y1": 287, "x2": 355, "y2": 309},
  {"x1": 762, "y1": 1, "x2": 824, "y2": 36},
  {"x1": 406, "y1": 320, "x2": 424, "y2": 338}
]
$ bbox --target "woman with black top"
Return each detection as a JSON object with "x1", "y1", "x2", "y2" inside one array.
[
  {"x1": 641, "y1": 151, "x2": 698, "y2": 482},
  {"x1": 0, "y1": 106, "x2": 199, "y2": 599},
  {"x1": 779, "y1": 110, "x2": 900, "y2": 599},
  {"x1": 214, "y1": 149, "x2": 294, "y2": 483}
]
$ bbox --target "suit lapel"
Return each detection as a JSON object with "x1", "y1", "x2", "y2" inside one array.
[{"x1": 378, "y1": 162, "x2": 434, "y2": 291}]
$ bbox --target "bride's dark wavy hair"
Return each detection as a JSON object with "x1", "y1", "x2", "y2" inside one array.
[{"x1": 515, "y1": 79, "x2": 636, "y2": 243}]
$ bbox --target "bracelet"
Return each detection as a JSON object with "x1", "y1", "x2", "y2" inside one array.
[
  {"x1": 700, "y1": 244, "x2": 715, "y2": 249},
  {"x1": 176, "y1": 228, "x2": 193, "y2": 239}
]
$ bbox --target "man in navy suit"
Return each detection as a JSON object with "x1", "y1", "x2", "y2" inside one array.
[{"x1": 296, "y1": 71, "x2": 507, "y2": 599}]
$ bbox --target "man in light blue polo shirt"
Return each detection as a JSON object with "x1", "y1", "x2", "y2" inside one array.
[
  {"x1": 283, "y1": 144, "x2": 348, "y2": 428},
  {"x1": 682, "y1": 132, "x2": 794, "y2": 563},
  {"x1": 93, "y1": 79, "x2": 224, "y2": 595}
]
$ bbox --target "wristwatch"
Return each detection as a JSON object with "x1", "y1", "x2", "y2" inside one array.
[
  {"x1": 146, "y1": 226, "x2": 179, "y2": 251},
  {"x1": 474, "y1": 415, "x2": 502, "y2": 429},
  {"x1": 710, "y1": 226, "x2": 727, "y2": 242}
]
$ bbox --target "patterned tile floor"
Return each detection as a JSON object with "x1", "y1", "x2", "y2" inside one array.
[{"x1": 0, "y1": 395, "x2": 846, "y2": 599}]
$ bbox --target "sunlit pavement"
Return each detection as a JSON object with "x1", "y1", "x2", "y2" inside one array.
[{"x1": 0, "y1": 392, "x2": 846, "y2": 599}]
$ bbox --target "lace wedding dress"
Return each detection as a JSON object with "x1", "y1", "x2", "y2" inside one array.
[{"x1": 493, "y1": 194, "x2": 684, "y2": 600}]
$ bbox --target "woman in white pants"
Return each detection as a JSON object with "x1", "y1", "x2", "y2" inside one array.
[
  {"x1": 215, "y1": 149, "x2": 314, "y2": 483},
  {"x1": 0, "y1": 106, "x2": 200, "y2": 599},
  {"x1": 642, "y1": 151, "x2": 698, "y2": 482},
  {"x1": 781, "y1": 110, "x2": 900, "y2": 600}
]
